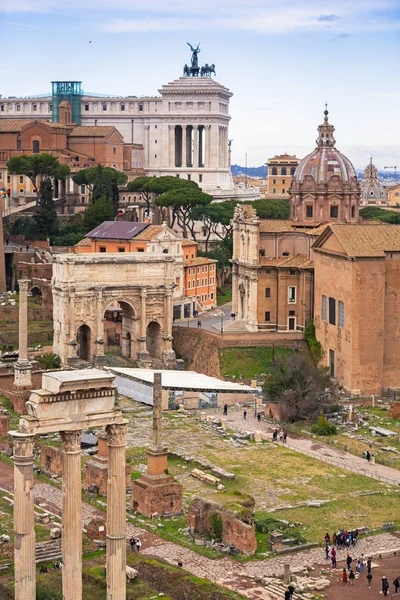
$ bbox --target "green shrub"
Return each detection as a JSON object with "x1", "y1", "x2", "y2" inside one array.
[
  {"x1": 38, "y1": 353, "x2": 61, "y2": 370},
  {"x1": 311, "y1": 413, "x2": 337, "y2": 436},
  {"x1": 36, "y1": 586, "x2": 63, "y2": 600},
  {"x1": 211, "y1": 512, "x2": 223, "y2": 541}
]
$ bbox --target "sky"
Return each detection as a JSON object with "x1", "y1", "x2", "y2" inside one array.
[{"x1": 0, "y1": 0, "x2": 399, "y2": 170}]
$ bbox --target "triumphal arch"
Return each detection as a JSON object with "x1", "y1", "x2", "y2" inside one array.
[{"x1": 52, "y1": 253, "x2": 176, "y2": 367}]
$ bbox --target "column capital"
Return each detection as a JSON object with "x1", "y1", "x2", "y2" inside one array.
[
  {"x1": 106, "y1": 423, "x2": 127, "y2": 448},
  {"x1": 60, "y1": 430, "x2": 81, "y2": 453},
  {"x1": 18, "y1": 279, "x2": 30, "y2": 292},
  {"x1": 10, "y1": 432, "x2": 35, "y2": 459}
]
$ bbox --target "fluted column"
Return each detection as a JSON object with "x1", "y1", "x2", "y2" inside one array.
[
  {"x1": 61, "y1": 430, "x2": 82, "y2": 600},
  {"x1": 106, "y1": 423, "x2": 127, "y2": 600},
  {"x1": 14, "y1": 279, "x2": 32, "y2": 387},
  {"x1": 193, "y1": 125, "x2": 199, "y2": 168},
  {"x1": 11, "y1": 433, "x2": 36, "y2": 600}
]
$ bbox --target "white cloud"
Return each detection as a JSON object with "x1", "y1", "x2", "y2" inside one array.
[{"x1": 1, "y1": 0, "x2": 399, "y2": 37}]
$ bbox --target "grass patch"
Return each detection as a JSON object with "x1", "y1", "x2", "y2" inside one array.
[
  {"x1": 217, "y1": 284, "x2": 232, "y2": 306},
  {"x1": 219, "y1": 346, "x2": 292, "y2": 379}
]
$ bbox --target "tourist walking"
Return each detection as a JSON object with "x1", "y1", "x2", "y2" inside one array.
[
  {"x1": 359, "y1": 554, "x2": 365, "y2": 573},
  {"x1": 243, "y1": 409, "x2": 247, "y2": 420},
  {"x1": 346, "y1": 554, "x2": 352, "y2": 570},
  {"x1": 283, "y1": 432, "x2": 287, "y2": 443},
  {"x1": 382, "y1": 576, "x2": 389, "y2": 596},
  {"x1": 342, "y1": 568, "x2": 348, "y2": 584},
  {"x1": 325, "y1": 545, "x2": 330, "y2": 560},
  {"x1": 272, "y1": 429, "x2": 278, "y2": 442},
  {"x1": 197, "y1": 320, "x2": 201, "y2": 328},
  {"x1": 367, "y1": 557, "x2": 372, "y2": 573},
  {"x1": 332, "y1": 532, "x2": 337, "y2": 547},
  {"x1": 136, "y1": 537, "x2": 142, "y2": 553},
  {"x1": 367, "y1": 571, "x2": 373, "y2": 588},
  {"x1": 325, "y1": 533, "x2": 330, "y2": 545},
  {"x1": 223, "y1": 403, "x2": 228, "y2": 416},
  {"x1": 257, "y1": 413, "x2": 261, "y2": 422},
  {"x1": 129, "y1": 536, "x2": 136, "y2": 553},
  {"x1": 393, "y1": 576, "x2": 400, "y2": 593},
  {"x1": 349, "y1": 569, "x2": 355, "y2": 585},
  {"x1": 284, "y1": 589, "x2": 290, "y2": 600},
  {"x1": 331, "y1": 547, "x2": 337, "y2": 568},
  {"x1": 288, "y1": 584, "x2": 295, "y2": 599},
  {"x1": 366, "y1": 450, "x2": 371, "y2": 462}
]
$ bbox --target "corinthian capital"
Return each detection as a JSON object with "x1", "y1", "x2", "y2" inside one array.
[
  {"x1": 60, "y1": 430, "x2": 82, "y2": 453},
  {"x1": 106, "y1": 423, "x2": 127, "y2": 447}
]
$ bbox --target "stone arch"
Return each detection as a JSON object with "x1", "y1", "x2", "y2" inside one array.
[
  {"x1": 146, "y1": 321, "x2": 162, "y2": 359},
  {"x1": 30, "y1": 286, "x2": 42, "y2": 299},
  {"x1": 103, "y1": 298, "x2": 137, "y2": 358},
  {"x1": 77, "y1": 324, "x2": 91, "y2": 361}
]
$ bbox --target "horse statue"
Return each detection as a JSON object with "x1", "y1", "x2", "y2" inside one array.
[
  {"x1": 200, "y1": 63, "x2": 216, "y2": 77},
  {"x1": 183, "y1": 64, "x2": 190, "y2": 77}
]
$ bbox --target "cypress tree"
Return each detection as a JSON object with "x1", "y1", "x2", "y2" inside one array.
[{"x1": 34, "y1": 179, "x2": 59, "y2": 240}]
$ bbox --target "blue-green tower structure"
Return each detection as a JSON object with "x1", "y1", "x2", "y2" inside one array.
[{"x1": 51, "y1": 81, "x2": 82, "y2": 125}]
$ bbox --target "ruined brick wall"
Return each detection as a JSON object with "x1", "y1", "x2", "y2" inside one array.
[
  {"x1": 172, "y1": 327, "x2": 305, "y2": 378},
  {"x1": 84, "y1": 457, "x2": 131, "y2": 495},
  {"x1": 132, "y1": 475, "x2": 182, "y2": 517},
  {"x1": 0, "y1": 372, "x2": 42, "y2": 414},
  {"x1": 0, "y1": 414, "x2": 9, "y2": 436},
  {"x1": 188, "y1": 497, "x2": 257, "y2": 554},
  {"x1": 389, "y1": 402, "x2": 400, "y2": 418},
  {"x1": 39, "y1": 444, "x2": 62, "y2": 475}
]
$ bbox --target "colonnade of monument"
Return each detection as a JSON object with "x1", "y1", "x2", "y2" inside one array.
[
  {"x1": 11, "y1": 423, "x2": 127, "y2": 600},
  {"x1": 169, "y1": 124, "x2": 229, "y2": 170}
]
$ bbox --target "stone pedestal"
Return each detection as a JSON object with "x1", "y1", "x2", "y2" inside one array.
[
  {"x1": 11, "y1": 432, "x2": 36, "y2": 600},
  {"x1": 132, "y1": 448, "x2": 182, "y2": 517},
  {"x1": 61, "y1": 430, "x2": 82, "y2": 600},
  {"x1": 94, "y1": 339, "x2": 108, "y2": 368},
  {"x1": 106, "y1": 423, "x2": 127, "y2": 600},
  {"x1": 162, "y1": 348, "x2": 176, "y2": 369},
  {"x1": 14, "y1": 360, "x2": 33, "y2": 388}
]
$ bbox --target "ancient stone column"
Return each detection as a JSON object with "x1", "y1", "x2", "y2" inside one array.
[
  {"x1": 153, "y1": 372, "x2": 162, "y2": 448},
  {"x1": 193, "y1": 125, "x2": 199, "y2": 168},
  {"x1": 106, "y1": 423, "x2": 127, "y2": 600},
  {"x1": 60, "y1": 430, "x2": 82, "y2": 600},
  {"x1": 137, "y1": 288, "x2": 149, "y2": 360},
  {"x1": 11, "y1": 432, "x2": 36, "y2": 600},
  {"x1": 181, "y1": 125, "x2": 187, "y2": 168},
  {"x1": 0, "y1": 196, "x2": 6, "y2": 292},
  {"x1": 14, "y1": 279, "x2": 32, "y2": 387}
]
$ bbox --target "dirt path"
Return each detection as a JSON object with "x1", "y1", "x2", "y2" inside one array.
[{"x1": 207, "y1": 408, "x2": 400, "y2": 486}]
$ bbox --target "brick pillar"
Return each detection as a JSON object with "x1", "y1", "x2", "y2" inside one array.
[
  {"x1": 106, "y1": 423, "x2": 127, "y2": 600},
  {"x1": 14, "y1": 279, "x2": 32, "y2": 387},
  {"x1": 11, "y1": 432, "x2": 36, "y2": 600},
  {"x1": 61, "y1": 430, "x2": 82, "y2": 600}
]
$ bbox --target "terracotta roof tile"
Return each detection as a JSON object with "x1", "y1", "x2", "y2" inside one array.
[
  {"x1": 184, "y1": 257, "x2": 217, "y2": 266},
  {"x1": 134, "y1": 225, "x2": 166, "y2": 240},
  {"x1": 182, "y1": 239, "x2": 197, "y2": 246},
  {"x1": 75, "y1": 237, "x2": 92, "y2": 247},
  {"x1": 259, "y1": 220, "x2": 294, "y2": 233},
  {"x1": 0, "y1": 120, "x2": 69, "y2": 132},
  {"x1": 323, "y1": 224, "x2": 400, "y2": 257},
  {"x1": 260, "y1": 254, "x2": 314, "y2": 268},
  {"x1": 69, "y1": 126, "x2": 118, "y2": 137}
]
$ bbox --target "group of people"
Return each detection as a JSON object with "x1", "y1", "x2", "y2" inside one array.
[
  {"x1": 129, "y1": 536, "x2": 142, "y2": 553},
  {"x1": 272, "y1": 429, "x2": 287, "y2": 443},
  {"x1": 323, "y1": 531, "x2": 399, "y2": 595},
  {"x1": 283, "y1": 583, "x2": 295, "y2": 600},
  {"x1": 326, "y1": 529, "x2": 358, "y2": 549}
]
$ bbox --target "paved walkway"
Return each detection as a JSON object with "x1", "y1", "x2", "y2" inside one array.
[
  {"x1": 208, "y1": 408, "x2": 400, "y2": 486},
  {"x1": 1, "y1": 461, "x2": 399, "y2": 600}
]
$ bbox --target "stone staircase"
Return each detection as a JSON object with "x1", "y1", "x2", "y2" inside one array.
[
  {"x1": 212, "y1": 318, "x2": 247, "y2": 333},
  {"x1": 35, "y1": 539, "x2": 62, "y2": 564}
]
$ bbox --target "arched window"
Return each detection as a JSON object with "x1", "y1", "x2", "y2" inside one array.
[
  {"x1": 290, "y1": 167, "x2": 296, "y2": 176},
  {"x1": 281, "y1": 167, "x2": 287, "y2": 176},
  {"x1": 271, "y1": 167, "x2": 277, "y2": 176},
  {"x1": 32, "y1": 140, "x2": 40, "y2": 154}
]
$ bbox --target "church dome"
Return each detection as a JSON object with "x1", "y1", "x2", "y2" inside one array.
[
  {"x1": 361, "y1": 157, "x2": 387, "y2": 201},
  {"x1": 293, "y1": 109, "x2": 357, "y2": 186},
  {"x1": 289, "y1": 108, "x2": 360, "y2": 224}
]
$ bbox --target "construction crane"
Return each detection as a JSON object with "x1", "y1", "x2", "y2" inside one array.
[{"x1": 384, "y1": 166, "x2": 398, "y2": 177}]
